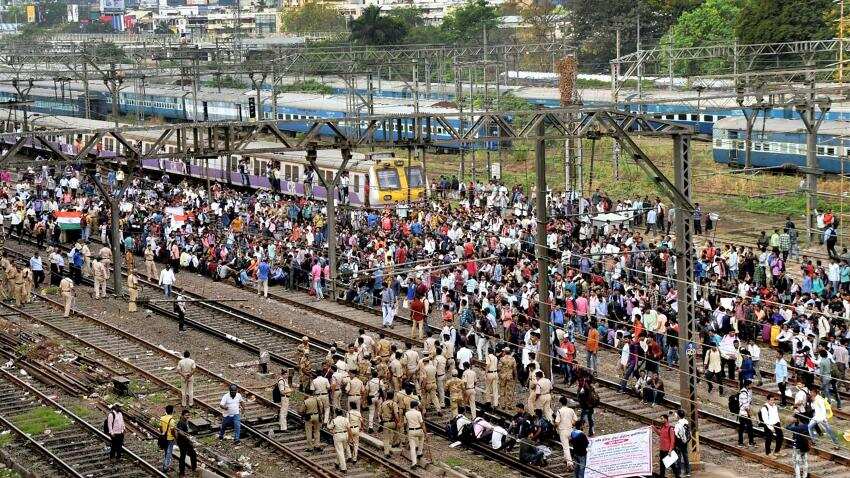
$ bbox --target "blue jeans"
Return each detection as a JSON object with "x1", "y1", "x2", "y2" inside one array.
[
  {"x1": 580, "y1": 408, "x2": 595, "y2": 436},
  {"x1": 808, "y1": 419, "x2": 839, "y2": 444},
  {"x1": 619, "y1": 363, "x2": 637, "y2": 392},
  {"x1": 162, "y1": 440, "x2": 174, "y2": 471},
  {"x1": 667, "y1": 346, "x2": 679, "y2": 367},
  {"x1": 573, "y1": 454, "x2": 586, "y2": 478},
  {"x1": 586, "y1": 351, "x2": 597, "y2": 373},
  {"x1": 219, "y1": 414, "x2": 241, "y2": 441},
  {"x1": 163, "y1": 284, "x2": 172, "y2": 297}
]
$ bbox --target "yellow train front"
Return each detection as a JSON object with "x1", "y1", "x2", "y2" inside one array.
[{"x1": 368, "y1": 157, "x2": 426, "y2": 206}]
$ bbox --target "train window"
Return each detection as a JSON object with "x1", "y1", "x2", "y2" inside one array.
[
  {"x1": 762, "y1": 143, "x2": 770, "y2": 152},
  {"x1": 817, "y1": 146, "x2": 825, "y2": 155},
  {"x1": 677, "y1": 114, "x2": 687, "y2": 120},
  {"x1": 665, "y1": 114, "x2": 674, "y2": 120},
  {"x1": 828, "y1": 147, "x2": 836, "y2": 156},
  {"x1": 376, "y1": 168, "x2": 401, "y2": 189},
  {"x1": 717, "y1": 115, "x2": 725, "y2": 120},
  {"x1": 690, "y1": 114, "x2": 699, "y2": 121},
  {"x1": 704, "y1": 115, "x2": 714, "y2": 122},
  {"x1": 353, "y1": 174, "x2": 360, "y2": 192},
  {"x1": 407, "y1": 167, "x2": 424, "y2": 188},
  {"x1": 754, "y1": 144, "x2": 761, "y2": 151},
  {"x1": 714, "y1": 139, "x2": 723, "y2": 148}
]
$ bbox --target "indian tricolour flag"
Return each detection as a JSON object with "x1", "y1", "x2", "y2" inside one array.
[
  {"x1": 171, "y1": 214, "x2": 191, "y2": 228},
  {"x1": 54, "y1": 211, "x2": 82, "y2": 230}
]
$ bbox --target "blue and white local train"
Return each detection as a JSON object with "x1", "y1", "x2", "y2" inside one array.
[{"x1": 712, "y1": 117, "x2": 850, "y2": 173}]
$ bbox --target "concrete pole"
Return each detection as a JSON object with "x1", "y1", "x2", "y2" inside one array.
[{"x1": 535, "y1": 118, "x2": 551, "y2": 378}]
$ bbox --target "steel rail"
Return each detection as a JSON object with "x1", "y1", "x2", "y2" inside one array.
[
  {"x1": 0, "y1": 297, "x2": 345, "y2": 478},
  {"x1": 0, "y1": 365, "x2": 167, "y2": 478}
]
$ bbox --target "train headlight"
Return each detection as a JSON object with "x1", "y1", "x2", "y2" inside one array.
[
  {"x1": 383, "y1": 194, "x2": 392, "y2": 201},
  {"x1": 418, "y1": 191, "x2": 424, "y2": 198}
]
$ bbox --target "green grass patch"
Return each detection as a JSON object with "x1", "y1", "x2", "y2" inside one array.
[
  {"x1": 729, "y1": 194, "x2": 845, "y2": 217},
  {"x1": 442, "y1": 457, "x2": 466, "y2": 467},
  {"x1": 41, "y1": 286, "x2": 59, "y2": 296},
  {"x1": 67, "y1": 404, "x2": 93, "y2": 419},
  {"x1": 12, "y1": 408, "x2": 72, "y2": 436},
  {"x1": 0, "y1": 433, "x2": 13, "y2": 448},
  {"x1": 0, "y1": 468, "x2": 21, "y2": 478},
  {"x1": 145, "y1": 392, "x2": 169, "y2": 406}
]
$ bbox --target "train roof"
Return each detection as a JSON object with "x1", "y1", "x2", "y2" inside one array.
[
  {"x1": 714, "y1": 116, "x2": 850, "y2": 137},
  {"x1": 0, "y1": 81, "x2": 459, "y2": 116},
  {"x1": 0, "y1": 109, "x2": 386, "y2": 170}
]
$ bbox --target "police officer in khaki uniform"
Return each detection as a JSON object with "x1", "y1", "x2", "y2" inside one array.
[
  {"x1": 0, "y1": 253, "x2": 11, "y2": 301},
  {"x1": 434, "y1": 346, "x2": 448, "y2": 407},
  {"x1": 365, "y1": 370, "x2": 382, "y2": 432},
  {"x1": 445, "y1": 370, "x2": 465, "y2": 417},
  {"x1": 461, "y1": 365, "x2": 477, "y2": 418},
  {"x1": 99, "y1": 245, "x2": 112, "y2": 272},
  {"x1": 310, "y1": 373, "x2": 331, "y2": 425},
  {"x1": 534, "y1": 370, "x2": 554, "y2": 422},
  {"x1": 389, "y1": 352, "x2": 404, "y2": 391},
  {"x1": 404, "y1": 401, "x2": 426, "y2": 469},
  {"x1": 302, "y1": 395, "x2": 322, "y2": 451},
  {"x1": 498, "y1": 347, "x2": 517, "y2": 408},
  {"x1": 176, "y1": 351, "x2": 196, "y2": 407},
  {"x1": 277, "y1": 369, "x2": 293, "y2": 431},
  {"x1": 296, "y1": 337, "x2": 311, "y2": 391},
  {"x1": 20, "y1": 265, "x2": 32, "y2": 304},
  {"x1": 9, "y1": 265, "x2": 23, "y2": 306},
  {"x1": 379, "y1": 390, "x2": 400, "y2": 456},
  {"x1": 330, "y1": 365, "x2": 347, "y2": 413},
  {"x1": 144, "y1": 245, "x2": 157, "y2": 281},
  {"x1": 347, "y1": 404, "x2": 364, "y2": 463},
  {"x1": 376, "y1": 334, "x2": 392, "y2": 364},
  {"x1": 81, "y1": 242, "x2": 92, "y2": 276},
  {"x1": 92, "y1": 259, "x2": 107, "y2": 300},
  {"x1": 484, "y1": 348, "x2": 500, "y2": 408},
  {"x1": 419, "y1": 356, "x2": 441, "y2": 414},
  {"x1": 127, "y1": 270, "x2": 139, "y2": 312},
  {"x1": 330, "y1": 409, "x2": 351, "y2": 471},
  {"x1": 59, "y1": 276, "x2": 74, "y2": 317},
  {"x1": 346, "y1": 373, "x2": 364, "y2": 411}
]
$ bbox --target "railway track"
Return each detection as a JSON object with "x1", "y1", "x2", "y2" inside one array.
[
  {"x1": 7, "y1": 235, "x2": 850, "y2": 476},
  {"x1": 0, "y1": 325, "x2": 238, "y2": 478},
  {"x1": 0, "y1": 361, "x2": 166, "y2": 478},
  {"x1": 0, "y1": 291, "x2": 410, "y2": 478},
  {"x1": 4, "y1": 238, "x2": 568, "y2": 476},
  {"x1": 252, "y1": 287, "x2": 850, "y2": 477}
]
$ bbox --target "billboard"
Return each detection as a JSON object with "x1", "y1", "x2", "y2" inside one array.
[
  {"x1": 100, "y1": 0, "x2": 126, "y2": 13},
  {"x1": 67, "y1": 4, "x2": 80, "y2": 22},
  {"x1": 25, "y1": 5, "x2": 36, "y2": 23},
  {"x1": 585, "y1": 427, "x2": 654, "y2": 478}
]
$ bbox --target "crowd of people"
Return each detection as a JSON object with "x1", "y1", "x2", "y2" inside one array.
[{"x1": 2, "y1": 161, "x2": 849, "y2": 478}]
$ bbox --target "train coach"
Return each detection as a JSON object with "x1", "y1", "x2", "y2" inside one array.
[
  {"x1": 0, "y1": 111, "x2": 427, "y2": 206},
  {"x1": 712, "y1": 116, "x2": 850, "y2": 173}
]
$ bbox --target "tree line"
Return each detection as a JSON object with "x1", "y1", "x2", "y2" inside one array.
[{"x1": 282, "y1": 0, "x2": 839, "y2": 73}]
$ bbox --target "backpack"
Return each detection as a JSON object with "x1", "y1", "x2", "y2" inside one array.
[
  {"x1": 728, "y1": 394, "x2": 740, "y2": 414},
  {"x1": 102, "y1": 411, "x2": 113, "y2": 435},
  {"x1": 588, "y1": 387, "x2": 600, "y2": 407},
  {"x1": 272, "y1": 383, "x2": 282, "y2": 404},
  {"x1": 679, "y1": 423, "x2": 692, "y2": 443}
]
